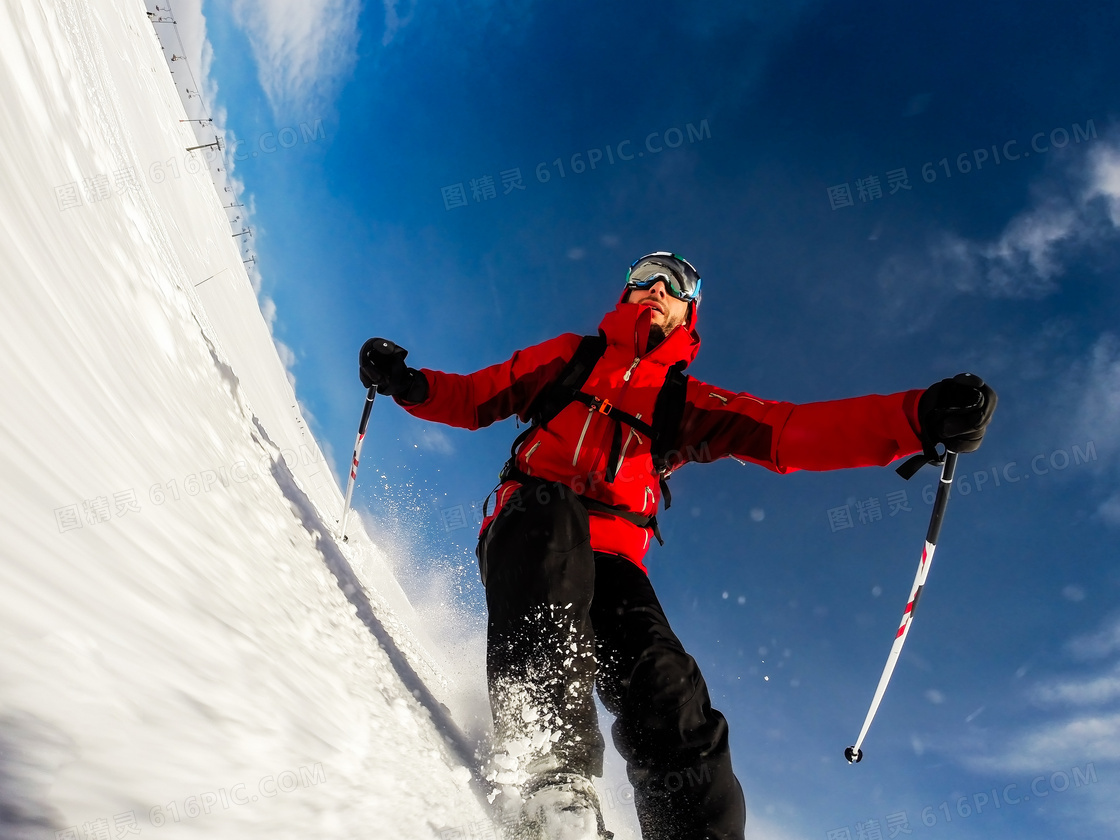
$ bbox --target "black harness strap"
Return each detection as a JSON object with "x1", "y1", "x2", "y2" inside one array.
[
  {"x1": 499, "y1": 466, "x2": 667, "y2": 546},
  {"x1": 567, "y1": 391, "x2": 658, "y2": 484},
  {"x1": 569, "y1": 391, "x2": 658, "y2": 438}
]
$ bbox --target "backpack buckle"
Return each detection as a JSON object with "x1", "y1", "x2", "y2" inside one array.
[{"x1": 592, "y1": 397, "x2": 613, "y2": 416}]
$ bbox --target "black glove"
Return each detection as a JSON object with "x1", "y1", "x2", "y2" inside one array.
[
  {"x1": 359, "y1": 338, "x2": 429, "y2": 402},
  {"x1": 917, "y1": 373, "x2": 998, "y2": 454}
]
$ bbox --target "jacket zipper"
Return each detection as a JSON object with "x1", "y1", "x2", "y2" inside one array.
[
  {"x1": 591, "y1": 354, "x2": 643, "y2": 477},
  {"x1": 572, "y1": 406, "x2": 596, "y2": 467},
  {"x1": 614, "y1": 418, "x2": 642, "y2": 477},
  {"x1": 582, "y1": 313, "x2": 651, "y2": 477},
  {"x1": 522, "y1": 441, "x2": 541, "y2": 472}
]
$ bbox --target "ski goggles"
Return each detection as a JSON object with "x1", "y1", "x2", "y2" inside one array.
[{"x1": 625, "y1": 252, "x2": 702, "y2": 302}]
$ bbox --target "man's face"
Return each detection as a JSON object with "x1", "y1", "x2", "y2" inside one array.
[{"x1": 626, "y1": 280, "x2": 691, "y2": 334}]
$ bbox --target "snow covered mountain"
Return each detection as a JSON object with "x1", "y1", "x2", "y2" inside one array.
[{"x1": 0, "y1": 1, "x2": 499, "y2": 836}]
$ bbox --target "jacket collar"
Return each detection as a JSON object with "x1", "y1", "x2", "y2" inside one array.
[{"x1": 596, "y1": 302, "x2": 700, "y2": 370}]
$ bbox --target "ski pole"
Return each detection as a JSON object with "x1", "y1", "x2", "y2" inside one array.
[
  {"x1": 339, "y1": 387, "x2": 376, "y2": 542},
  {"x1": 845, "y1": 449, "x2": 959, "y2": 764}
]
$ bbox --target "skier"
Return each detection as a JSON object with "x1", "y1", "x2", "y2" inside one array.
[{"x1": 358, "y1": 252, "x2": 996, "y2": 840}]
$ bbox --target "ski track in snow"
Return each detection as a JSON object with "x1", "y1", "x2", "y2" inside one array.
[{"x1": 0, "y1": 0, "x2": 495, "y2": 836}]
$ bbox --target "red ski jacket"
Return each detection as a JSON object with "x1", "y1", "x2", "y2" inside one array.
[{"x1": 398, "y1": 300, "x2": 924, "y2": 571}]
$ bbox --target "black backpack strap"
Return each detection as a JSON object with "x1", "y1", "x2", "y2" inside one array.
[
  {"x1": 501, "y1": 334, "x2": 608, "y2": 480},
  {"x1": 649, "y1": 361, "x2": 689, "y2": 510},
  {"x1": 528, "y1": 333, "x2": 608, "y2": 429}
]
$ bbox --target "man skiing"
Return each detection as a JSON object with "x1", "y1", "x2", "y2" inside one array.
[{"x1": 358, "y1": 252, "x2": 996, "y2": 840}]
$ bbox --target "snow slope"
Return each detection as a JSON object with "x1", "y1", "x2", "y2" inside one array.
[{"x1": 0, "y1": 0, "x2": 495, "y2": 836}]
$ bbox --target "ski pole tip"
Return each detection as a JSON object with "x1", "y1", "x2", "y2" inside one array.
[{"x1": 844, "y1": 746, "x2": 863, "y2": 764}]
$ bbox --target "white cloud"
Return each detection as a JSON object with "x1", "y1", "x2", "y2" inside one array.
[
  {"x1": 962, "y1": 615, "x2": 1120, "y2": 778},
  {"x1": 274, "y1": 338, "x2": 298, "y2": 389},
  {"x1": 1078, "y1": 334, "x2": 1120, "y2": 447},
  {"x1": 1063, "y1": 584, "x2": 1087, "y2": 602},
  {"x1": 919, "y1": 199, "x2": 1079, "y2": 300},
  {"x1": 381, "y1": 0, "x2": 417, "y2": 46},
  {"x1": 1069, "y1": 333, "x2": 1120, "y2": 523},
  {"x1": 965, "y1": 712, "x2": 1120, "y2": 773},
  {"x1": 879, "y1": 138, "x2": 1120, "y2": 304},
  {"x1": 911, "y1": 733, "x2": 925, "y2": 755},
  {"x1": 231, "y1": 0, "x2": 362, "y2": 116},
  {"x1": 260, "y1": 296, "x2": 277, "y2": 329},
  {"x1": 1087, "y1": 143, "x2": 1120, "y2": 226},
  {"x1": 1068, "y1": 615, "x2": 1120, "y2": 660},
  {"x1": 1031, "y1": 666, "x2": 1120, "y2": 708},
  {"x1": 975, "y1": 202, "x2": 1078, "y2": 294},
  {"x1": 1099, "y1": 493, "x2": 1120, "y2": 525},
  {"x1": 414, "y1": 427, "x2": 455, "y2": 455}
]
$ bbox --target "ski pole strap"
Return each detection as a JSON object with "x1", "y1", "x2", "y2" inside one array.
[{"x1": 895, "y1": 442, "x2": 944, "y2": 481}]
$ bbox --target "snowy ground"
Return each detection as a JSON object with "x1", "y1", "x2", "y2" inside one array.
[{"x1": 0, "y1": 0, "x2": 518, "y2": 837}]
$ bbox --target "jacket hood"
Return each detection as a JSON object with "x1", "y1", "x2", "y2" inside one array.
[{"x1": 599, "y1": 299, "x2": 701, "y2": 370}]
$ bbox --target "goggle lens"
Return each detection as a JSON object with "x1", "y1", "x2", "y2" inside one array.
[{"x1": 625, "y1": 254, "x2": 701, "y2": 302}]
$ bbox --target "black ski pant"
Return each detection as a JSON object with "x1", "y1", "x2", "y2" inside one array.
[{"x1": 477, "y1": 481, "x2": 746, "y2": 840}]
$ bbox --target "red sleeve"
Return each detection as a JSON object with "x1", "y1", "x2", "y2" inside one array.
[
  {"x1": 674, "y1": 380, "x2": 924, "y2": 473},
  {"x1": 395, "y1": 333, "x2": 583, "y2": 430}
]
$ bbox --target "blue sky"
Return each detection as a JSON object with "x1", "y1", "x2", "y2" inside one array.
[{"x1": 190, "y1": 1, "x2": 1120, "y2": 836}]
